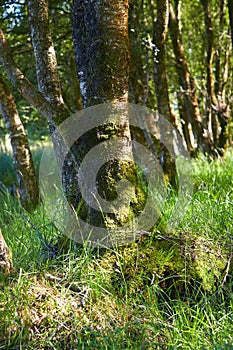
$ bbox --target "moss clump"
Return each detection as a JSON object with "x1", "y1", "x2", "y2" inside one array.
[
  {"x1": 75, "y1": 159, "x2": 147, "y2": 230},
  {"x1": 99, "y1": 233, "x2": 230, "y2": 296}
]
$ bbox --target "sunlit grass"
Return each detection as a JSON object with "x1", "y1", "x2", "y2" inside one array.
[{"x1": 0, "y1": 148, "x2": 232, "y2": 348}]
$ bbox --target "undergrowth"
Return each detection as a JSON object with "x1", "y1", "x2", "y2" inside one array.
[{"x1": 0, "y1": 149, "x2": 232, "y2": 349}]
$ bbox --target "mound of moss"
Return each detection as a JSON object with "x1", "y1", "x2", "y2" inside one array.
[{"x1": 100, "y1": 232, "x2": 231, "y2": 296}]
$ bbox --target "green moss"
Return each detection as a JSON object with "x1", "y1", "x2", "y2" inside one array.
[
  {"x1": 99, "y1": 233, "x2": 229, "y2": 296},
  {"x1": 76, "y1": 158, "x2": 147, "y2": 230}
]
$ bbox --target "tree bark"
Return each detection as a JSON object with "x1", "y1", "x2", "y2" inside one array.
[
  {"x1": 28, "y1": 0, "x2": 70, "y2": 126},
  {"x1": 72, "y1": 0, "x2": 147, "y2": 234},
  {"x1": 151, "y1": 0, "x2": 177, "y2": 188},
  {"x1": 0, "y1": 77, "x2": 39, "y2": 211},
  {"x1": 214, "y1": 0, "x2": 226, "y2": 97},
  {"x1": 72, "y1": 0, "x2": 130, "y2": 107},
  {"x1": 201, "y1": 0, "x2": 230, "y2": 155},
  {"x1": 66, "y1": 53, "x2": 83, "y2": 112},
  {"x1": 201, "y1": 0, "x2": 218, "y2": 151},
  {"x1": 27, "y1": 0, "x2": 77, "y2": 199},
  {"x1": 152, "y1": 0, "x2": 175, "y2": 126},
  {"x1": 0, "y1": 228, "x2": 13, "y2": 275},
  {"x1": 0, "y1": 28, "x2": 55, "y2": 121},
  {"x1": 128, "y1": 1, "x2": 147, "y2": 105},
  {"x1": 216, "y1": 39, "x2": 231, "y2": 153},
  {"x1": 215, "y1": 0, "x2": 231, "y2": 153},
  {"x1": 169, "y1": 0, "x2": 205, "y2": 154}
]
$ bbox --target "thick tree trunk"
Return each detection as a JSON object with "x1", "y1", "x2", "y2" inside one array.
[
  {"x1": 72, "y1": 0, "x2": 147, "y2": 236},
  {"x1": 72, "y1": 0, "x2": 130, "y2": 106},
  {"x1": 28, "y1": 0, "x2": 144, "y2": 238},
  {"x1": 0, "y1": 77, "x2": 39, "y2": 211},
  {"x1": 169, "y1": 0, "x2": 206, "y2": 154}
]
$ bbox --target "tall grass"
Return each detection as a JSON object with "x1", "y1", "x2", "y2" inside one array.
[{"x1": 0, "y1": 147, "x2": 232, "y2": 349}]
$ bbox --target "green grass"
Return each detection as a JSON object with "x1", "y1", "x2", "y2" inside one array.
[{"x1": 0, "y1": 149, "x2": 233, "y2": 349}]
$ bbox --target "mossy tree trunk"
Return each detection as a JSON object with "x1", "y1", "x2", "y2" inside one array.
[
  {"x1": 0, "y1": 76, "x2": 39, "y2": 211},
  {"x1": 72, "y1": 0, "x2": 130, "y2": 106},
  {"x1": 1, "y1": 0, "x2": 170, "y2": 241},
  {"x1": 72, "y1": 0, "x2": 147, "y2": 231}
]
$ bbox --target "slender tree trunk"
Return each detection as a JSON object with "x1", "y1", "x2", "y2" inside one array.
[
  {"x1": 201, "y1": 0, "x2": 230, "y2": 155},
  {"x1": 128, "y1": 1, "x2": 147, "y2": 105},
  {"x1": 201, "y1": 0, "x2": 218, "y2": 152},
  {"x1": 0, "y1": 77, "x2": 39, "y2": 211},
  {"x1": 28, "y1": 0, "x2": 82, "y2": 211},
  {"x1": 176, "y1": 91, "x2": 196, "y2": 153},
  {"x1": 151, "y1": 0, "x2": 177, "y2": 188},
  {"x1": 169, "y1": 0, "x2": 206, "y2": 154},
  {"x1": 152, "y1": 0, "x2": 175, "y2": 126},
  {"x1": 214, "y1": 0, "x2": 226, "y2": 96},
  {"x1": 216, "y1": 39, "x2": 231, "y2": 153},
  {"x1": 215, "y1": 0, "x2": 231, "y2": 153},
  {"x1": 28, "y1": 0, "x2": 70, "y2": 126}
]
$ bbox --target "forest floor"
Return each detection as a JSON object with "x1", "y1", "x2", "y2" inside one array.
[{"x1": 0, "y1": 147, "x2": 233, "y2": 349}]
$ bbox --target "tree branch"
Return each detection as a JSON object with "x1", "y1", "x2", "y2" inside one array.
[
  {"x1": 28, "y1": 0, "x2": 69, "y2": 118},
  {"x1": 0, "y1": 27, "x2": 55, "y2": 121}
]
